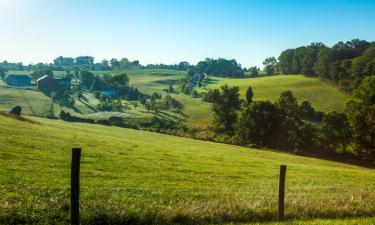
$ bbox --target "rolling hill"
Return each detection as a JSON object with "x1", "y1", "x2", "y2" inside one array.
[
  {"x1": 1, "y1": 70, "x2": 351, "y2": 128},
  {"x1": 206, "y1": 75, "x2": 350, "y2": 112},
  {"x1": 1, "y1": 114, "x2": 375, "y2": 224}
]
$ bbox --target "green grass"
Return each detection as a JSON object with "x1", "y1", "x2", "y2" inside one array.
[
  {"x1": 0, "y1": 70, "x2": 351, "y2": 127},
  {"x1": 206, "y1": 75, "x2": 350, "y2": 112},
  {"x1": 0, "y1": 86, "x2": 51, "y2": 116},
  {"x1": 1, "y1": 114, "x2": 375, "y2": 224},
  {"x1": 0, "y1": 85, "x2": 97, "y2": 117}
]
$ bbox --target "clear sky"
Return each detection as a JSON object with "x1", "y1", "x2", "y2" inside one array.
[{"x1": 1, "y1": 0, "x2": 375, "y2": 67}]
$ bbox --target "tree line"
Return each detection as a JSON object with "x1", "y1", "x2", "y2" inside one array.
[
  {"x1": 278, "y1": 39, "x2": 375, "y2": 91},
  {"x1": 205, "y1": 76, "x2": 375, "y2": 162}
]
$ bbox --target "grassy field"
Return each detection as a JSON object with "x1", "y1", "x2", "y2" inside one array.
[
  {"x1": 1, "y1": 114, "x2": 375, "y2": 224},
  {"x1": 1, "y1": 70, "x2": 351, "y2": 128},
  {"x1": 206, "y1": 75, "x2": 350, "y2": 112},
  {"x1": 0, "y1": 86, "x2": 51, "y2": 116}
]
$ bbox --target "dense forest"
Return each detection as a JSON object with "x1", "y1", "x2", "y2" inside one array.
[{"x1": 278, "y1": 39, "x2": 375, "y2": 91}]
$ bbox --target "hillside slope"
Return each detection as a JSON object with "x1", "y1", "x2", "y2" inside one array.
[
  {"x1": 1, "y1": 115, "x2": 375, "y2": 224},
  {"x1": 207, "y1": 75, "x2": 350, "y2": 112}
]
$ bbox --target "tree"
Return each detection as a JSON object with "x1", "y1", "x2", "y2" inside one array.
[
  {"x1": 245, "y1": 86, "x2": 254, "y2": 104},
  {"x1": 110, "y1": 58, "x2": 120, "y2": 69},
  {"x1": 113, "y1": 73, "x2": 129, "y2": 86},
  {"x1": 236, "y1": 100, "x2": 280, "y2": 147},
  {"x1": 263, "y1": 57, "x2": 277, "y2": 76},
  {"x1": 196, "y1": 58, "x2": 244, "y2": 77},
  {"x1": 248, "y1": 66, "x2": 259, "y2": 77},
  {"x1": 298, "y1": 101, "x2": 316, "y2": 121},
  {"x1": 79, "y1": 71, "x2": 96, "y2": 89},
  {"x1": 0, "y1": 67, "x2": 7, "y2": 80},
  {"x1": 346, "y1": 76, "x2": 375, "y2": 160},
  {"x1": 212, "y1": 85, "x2": 242, "y2": 132},
  {"x1": 320, "y1": 111, "x2": 352, "y2": 153},
  {"x1": 75, "y1": 56, "x2": 94, "y2": 65},
  {"x1": 53, "y1": 56, "x2": 75, "y2": 66},
  {"x1": 278, "y1": 49, "x2": 295, "y2": 74},
  {"x1": 277, "y1": 91, "x2": 299, "y2": 116}
]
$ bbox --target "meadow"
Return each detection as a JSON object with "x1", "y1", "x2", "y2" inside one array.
[{"x1": 1, "y1": 114, "x2": 375, "y2": 224}]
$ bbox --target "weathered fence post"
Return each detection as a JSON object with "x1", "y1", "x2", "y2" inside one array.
[
  {"x1": 278, "y1": 165, "x2": 287, "y2": 222},
  {"x1": 71, "y1": 148, "x2": 81, "y2": 225}
]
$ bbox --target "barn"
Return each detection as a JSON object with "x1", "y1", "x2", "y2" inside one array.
[
  {"x1": 37, "y1": 75, "x2": 72, "y2": 91},
  {"x1": 5, "y1": 75, "x2": 31, "y2": 87},
  {"x1": 37, "y1": 75, "x2": 56, "y2": 91}
]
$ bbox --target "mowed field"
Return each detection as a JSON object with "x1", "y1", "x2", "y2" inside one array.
[
  {"x1": 207, "y1": 75, "x2": 350, "y2": 112},
  {"x1": 1, "y1": 114, "x2": 375, "y2": 224}
]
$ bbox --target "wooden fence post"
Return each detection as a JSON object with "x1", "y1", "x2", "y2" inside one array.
[
  {"x1": 278, "y1": 165, "x2": 287, "y2": 222},
  {"x1": 71, "y1": 148, "x2": 81, "y2": 225}
]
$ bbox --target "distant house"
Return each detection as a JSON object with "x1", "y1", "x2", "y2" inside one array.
[
  {"x1": 5, "y1": 75, "x2": 31, "y2": 87},
  {"x1": 37, "y1": 75, "x2": 71, "y2": 91}
]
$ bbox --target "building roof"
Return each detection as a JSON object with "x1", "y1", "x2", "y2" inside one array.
[
  {"x1": 36, "y1": 75, "x2": 51, "y2": 82},
  {"x1": 6, "y1": 74, "x2": 31, "y2": 80}
]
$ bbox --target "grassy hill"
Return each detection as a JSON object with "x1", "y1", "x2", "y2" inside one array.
[
  {"x1": 206, "y1": 75, "x2": 350, "y2": 112},
  {"x1": 1, "y1": 114, "x2": 375, "y2": 224}
]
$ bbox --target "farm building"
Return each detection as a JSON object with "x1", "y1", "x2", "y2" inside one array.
[
  {"x1": 37, "y1": 75, "x2": 71, "y2": 91},
  {"x1": 5, "y1": 75, "x2": 31, "y2": 87}
]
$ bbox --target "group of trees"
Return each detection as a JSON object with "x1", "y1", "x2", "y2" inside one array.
[
  {"x1": 278, "y1": 39, "x2": 375, "y2": 91},
  {"x1": 195, "y1": 58, "x2": 244, "y2": 77},
  {"x1": 81, "y1": 71, "x2": 143, "y2": 101},
  {"x1": 143, "y1": 61, "x2": 191, "y2": 71},
  {"x1": 145, "y1": 58, "x2": 244, "y2": 78},
  {"x1": 54, "y1": 56, "x2": 94, "y2": 66},
  {"x1": 208, "y1": 76, "x2": 375, "y2": 161},
  {"x1": 243, "y1": 66, "x2": 260, "y2": 77},
  {"x1": 143, "y1": 92, "x2": 183, "y2": 112}
]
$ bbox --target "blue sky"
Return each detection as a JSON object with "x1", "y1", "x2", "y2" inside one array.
[{"x1": 1, "y1": 0, "x2": 375, "y2": 67}]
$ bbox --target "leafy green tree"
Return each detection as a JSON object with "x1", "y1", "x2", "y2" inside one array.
[
  {"x1": 278, "y1": 49, "x2": 295, "y2": 74},
  {"x1": 245, "y1": 86, "x2": 253, "y2": 104},
  {"x1": 212, "y1": 85, "x2": 242, "y2": 132},
  {"x1": 236, "y1": 100, "x2": 280, "y2": 147},
  {"x1": 277, "y1": 91, "x2": 299, "y2": 116},
  {"x1": 262, "y1": 57, "x2": 277, "y2": 76},
  {"x1": 202, "y1": 89, "x2": 221, "y2": 103},
  {"x1": 75, "y1": 56, "x2": 94, "y2": 65},
  {"x1": 79, "y1": 71, "x2": 96, "y2": 89},
  {"x1": 248, "y1": 66, "x2": 259, "y2": 77},
  {"x1": 298, "y1": 101, "x2": 316, "y2": 121},
  {"x1": 346, "y1": 76, "x2": 375, "y2": 160},
  {"x1": 196, "y1": 58, "x2": 244, "y2": 77},
  {"x1": 0, "y1": 67, "x2": 7, "y2": 80},
  {"x1": 110, "y1": 58, "x2": 120, "y2": 69},
  {"x1": 320, "y1": 111, "x2": 352, "y2": 153},
  {"x1": 113, "y1": 73, "x2": 129, "y2": 86}
]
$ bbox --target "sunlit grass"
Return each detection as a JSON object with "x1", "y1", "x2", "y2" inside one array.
[{"x1": 1, "y1": 115, "x2": 375, "y2": 224}]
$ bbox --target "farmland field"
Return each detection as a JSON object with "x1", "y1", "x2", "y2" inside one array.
[
  {"x1": 1, "y1": 70, "x2": 350, "y2": 127},
  {"x1": 1, "y1": 114, "x2": 375, "y2": 224}
]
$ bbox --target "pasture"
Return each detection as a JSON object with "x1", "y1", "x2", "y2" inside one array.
[{"x1": 1, "y1": 114, "x2": 375, "y2": 224}]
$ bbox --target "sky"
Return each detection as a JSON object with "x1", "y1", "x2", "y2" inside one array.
[{"x1": 1, "y1": 0, "x2": 375, "y2": 67}]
